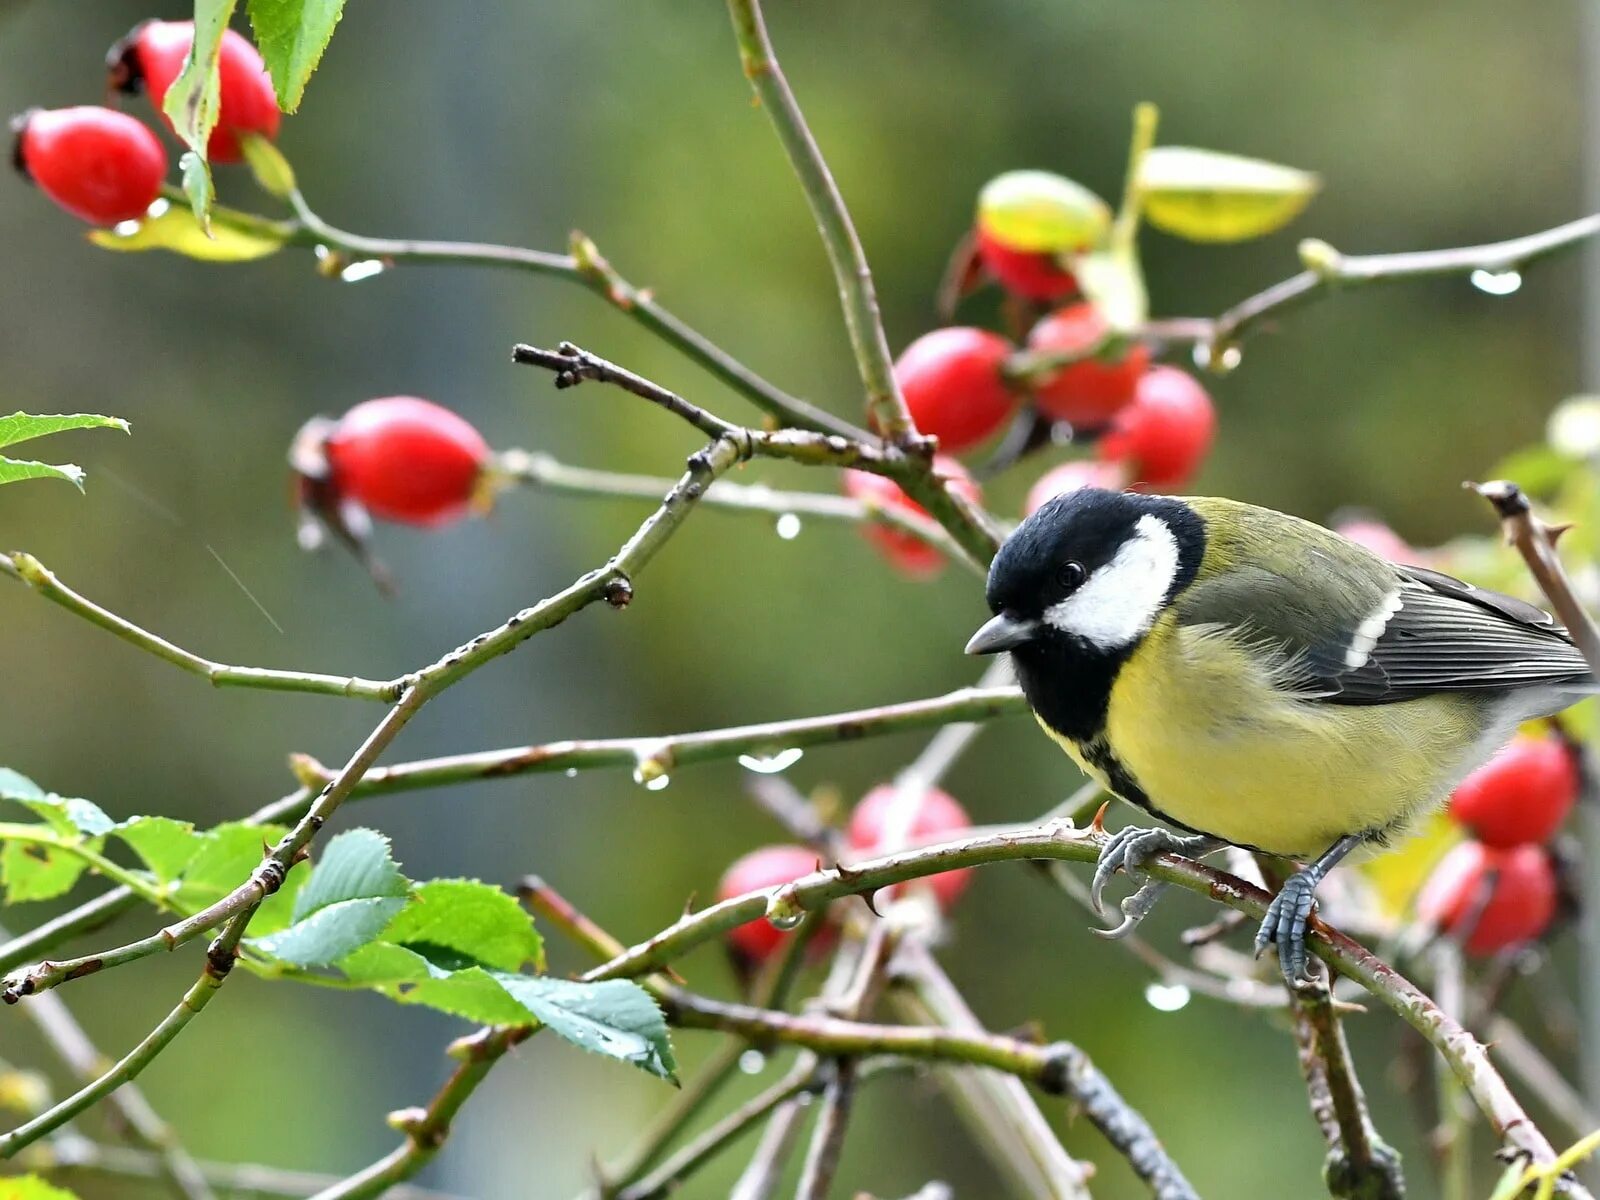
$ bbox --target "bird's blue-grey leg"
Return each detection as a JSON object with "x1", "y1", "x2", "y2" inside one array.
[
  {"x1": 1091, "y1": 826, "x2": 1223, "y2": 937},
  {"x1": 1254, "y1": 833, "x2": 1364, "y2": 984}
]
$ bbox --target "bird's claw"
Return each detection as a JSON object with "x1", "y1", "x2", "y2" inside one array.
[
  {"x1": 1090, "y1": 825, "x2": 1217, "y2": 916},
  {"x1": 1255, "y1": 871, "x2": 1321, "y2": 984},
  {"x1": 1093, "y1": 879, "x2": 1170, "y2": 939}
]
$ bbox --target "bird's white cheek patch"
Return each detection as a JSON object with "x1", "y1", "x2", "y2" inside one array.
[{"x1": 1043, "y1": 514, "x2": 1179, "y2": 650}]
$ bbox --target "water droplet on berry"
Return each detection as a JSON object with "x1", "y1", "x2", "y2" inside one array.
[
  {"x1": 1470, "y1": 268, "x2": 1522, "y2": 296},
  {"x1": 1144, "y1": 982, "x2": 1191, "y2": 1012},
  {"x1": 738, "y1": 747, "x2": 804, "y2": 774},
  {"x1": 775, "y1": 512, "x2": 803, "y2": 540},
  {"x1": 739, "y1": 1049, "x2": 767, "y2": 1074}
]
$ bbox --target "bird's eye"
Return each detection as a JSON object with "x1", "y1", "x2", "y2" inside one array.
[{"x1": 1056, "y1": 560, "x2": 1087, "y2": 592}]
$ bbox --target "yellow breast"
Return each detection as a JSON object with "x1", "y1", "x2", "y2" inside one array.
[{"x1": 1082, "y1": 617, "x2": 1487, "y2": 859}]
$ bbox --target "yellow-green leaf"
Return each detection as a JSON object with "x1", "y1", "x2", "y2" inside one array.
[
  {"x1": 1074, "y1": 245, "x2": 1148, "y2": 330},
  {"x1": 240, "y1": 132, "x2": 296, "y2": 198},
  {"x1": 247, "y1": 0, "x2": 348, "y2": 113},
  {"x1": 1140, "y1": 146, "x2": 1319, "y2": 243},
  {"x1": 90, "y1": 203, "x2": 285, "y2": 262},
  {"x1": 977, "y1": 170, "x2": 1111, "y2": 254}
]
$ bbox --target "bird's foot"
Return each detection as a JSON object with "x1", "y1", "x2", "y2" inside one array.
[
  {"x1": 1254, "y1": 870, "x2": 1321, "y2": 985},
  {"x1": 1090, "y1": 826, "x2": 1220, "y2": 937}
]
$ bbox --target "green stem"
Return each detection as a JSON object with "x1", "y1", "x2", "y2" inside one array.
[
  {"x1": 1, "y1": 554, "x2": 397, "y2": 702},
  {"x1": 723, "y1": 0, "x2": 911, "y2": 441}
]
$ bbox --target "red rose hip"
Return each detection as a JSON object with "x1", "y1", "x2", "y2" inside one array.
[
  {"x1": 975, "y1": 226, "x2": 1078, "y2": 302},
  {"x1": 1023, "y1": 459, "x2": 1126, "y2": 516},
  {"x1": 1098, "y1": 366, "x2": 1216, "y2": 489},
  {"x1": 842, "y1": 458, "x2": 981, "y2": 579},
  {"x1": 895, "y1": 327, "x2": 1018, "y2": 453},
  {"x1": 12, "y1": 106, "x2": 166, "y2": 226},
  {"x1": 847, "y1": 783, "x2": 973, "y2": 910},
  {"x1": 718, "y1": 845, "x2": 835, "y2": 965},
  {"x1": 110, "y1": 20, "x2": 279, "y2": 163},
  {"x1": 324, "y1": 397, "x2": 490, "y2": 527},
  {"x1": 1448, "y1": 734, "x2": 1578, "y2": 848},
  {"x1": 1025, "y1": 303, "x2": 1150, "y2": 428},
  {"x1": 1416, "y1": 840, "x2": 1557, "y2": 955}
]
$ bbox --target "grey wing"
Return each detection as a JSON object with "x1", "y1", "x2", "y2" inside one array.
[
  {"x1": 1327, "y1": 565, "x2": 1591, "y2": 704},
  {"x1": 1175, "y1": 562, "x2": 1592, "y2": 705}
]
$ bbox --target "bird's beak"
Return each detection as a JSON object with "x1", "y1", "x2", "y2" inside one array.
[{"x1": 965, "y1": 612, "x2": 1040, "y2": 655}]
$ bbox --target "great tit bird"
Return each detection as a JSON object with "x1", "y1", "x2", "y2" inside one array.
[{"x1": 966, "y1": 488, "x2": 1593, "y2": 982}]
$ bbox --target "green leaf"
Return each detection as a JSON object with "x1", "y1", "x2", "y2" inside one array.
[
  {"x1": 0, "y1": 412, "x2": 128, "y2": 492},
  {"x1": 246, "y1": 0, "x2": 347, "y2": 112},
  {"x1": 113, "y1": 817, "x2": 205, "y2": 886},
  {"x1": 238, "y1": 132, "x2": 296, "y2": 198},
  {"x1": 379, "y1": 879, "x2": 543, "y2": 973},
  {"x1": 172, "y1": 821, "x2": 287, "y2": 910},
  {"x1": 1075, "y1": 244, "x2": 1148, "y2": 330},
  {"x1": 1, "y1": 841, "x2": 89, "y2": 903},
  {"x1": 178, "y1": 151, "x2": 216, "y2": 233},
  {"x1": 1140, "y1": 146, "x2": 1319, "y2": 243},
  {"x1": 89, "y1": 203, "x2": 285, "y2": 262},
  {"x1": 0, "y1": 781, "x2": 113, "y2": 840},
  {"x1": 248, "y1": 828, "x2": 410, "y2": 966},
  {"x1": 339, "y1": 943, "x2": 534, "y2": 1025},
  {"x1": 162, "y1": 0, "x2": 240, "y2": 226},
  {"x1": 1489, "y1": 444, "x2": 1577, "y2": 499},
  {"x1": 0, "y1": 413, "x2": 129, "y2": 452},
  {"x1": 0, "y1": 1176, "x2": 83, "y2": 1200},
  {"x1": 0, "y1": 770, "x2": 45, "y2": 803},
  {"x1": 0, "y1": 458, "x2": 84, "y2": 490},
  {"x1": 495, "y1": 975, "x2": 677, "y2": 1082}
]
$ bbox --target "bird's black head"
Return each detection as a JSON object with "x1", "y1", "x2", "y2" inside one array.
[{"x1": 966, "y1": 488, "x2": 1206, "y2": 740}]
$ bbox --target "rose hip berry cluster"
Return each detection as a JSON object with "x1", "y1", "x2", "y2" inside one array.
[
  {"x1": 716, "y1": 785, "x2": 973, "y2": 970},
  {"x1": 10, "y1": 19, "x2": 279, "y2": 226},
  {"x1": 846, "y1": 168, "x2": 1216, "y2": 578},
  {"x1": 1415, "y1": 732, "x2": 1578, "y2": 955}
]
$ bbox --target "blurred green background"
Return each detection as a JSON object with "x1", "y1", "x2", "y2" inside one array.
[{"x1": 0, "y1": 2, "x2": 1591, "y2": 1197}]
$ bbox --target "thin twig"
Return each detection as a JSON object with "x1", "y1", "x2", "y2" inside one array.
[
  {"x1": 29, "y1": 1137, "x2": 469, "y2": 1200},
  {"x1": 1288, "y1": 971, "x2": 1405, "y2": 1200},
  {"x1": 889, "y1": 941, "x2": 1091, "y2": 1200},
  {"x1": 496, "y1": 447, "x2": 972, "y2": 568},
  {"x1": 19, "y1": 982, "x2": 215, "y2": 1200},
  {"x1": 1150, "y1": 213, "x2": 1600, "y2": 357},
  {"x1": 722, "y1": 0, "x2": 911, "y2": 441},
  {"x1": 3, "y1": 435, "x2": 755, "y2": 1005},
  {"x1": 272, "y1": 185, "x2": 863, "y2": 441},
  {"x1": 0, "y1": 553, "x2": 398, "y2": 702},
  {"x1": 306, "y1": 1027, "x2": 526, "y2": 1200},
  {"x1": 728, "y1": 1095, "x2": 810, "y2": 1200},
  {"x1": 293, "y1": 685, "x2": 1029, "y2": 798},
  {"x1": 614, "y1": 1063, "x2": 824, "y2": 1200}
]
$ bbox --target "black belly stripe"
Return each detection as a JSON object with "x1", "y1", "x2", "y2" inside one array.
[{"x1": 1075, "y1": 737, "x2": 1207, "y2": 839}]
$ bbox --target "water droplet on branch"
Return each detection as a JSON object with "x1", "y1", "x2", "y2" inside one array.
[
  {"x1": 775, "y1": 512, "x2": 803, "y2": 540},
  {"x1": 1143, "y1": 981, "x2": 1191, "y2": 1012},
  {"x1": 1469, "y1": 268, "x2": 1522, "y2": 296},
  {"x1": 739, "y1": 1049, "x2": 767, "y2": 1074},
  {"x1": 738, "y1": 747, "x2": 804, "y2": 774}
]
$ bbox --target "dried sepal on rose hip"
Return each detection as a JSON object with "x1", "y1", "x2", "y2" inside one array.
[
  {"x1": 846, "y1": 783, "x2": 974, "y2": 911},
  {"x1": 11, "y1": 106, "x2": 166, "y2": 226},
  {"x1": 108, "y1": 20, "x2": 280, "y2": 163},
  {"x1": 717, "y1": 845, "x2": 837, "y2": 971},
  {"x1": 841, "y1": 457, "x2": 981, "y2": 579},
  {"x1": 291, "y1": 397, "x2": 494, "y2": 592},
  {"x1": 893, "y1": 327, "x2": 1019, "y2": 454}
]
